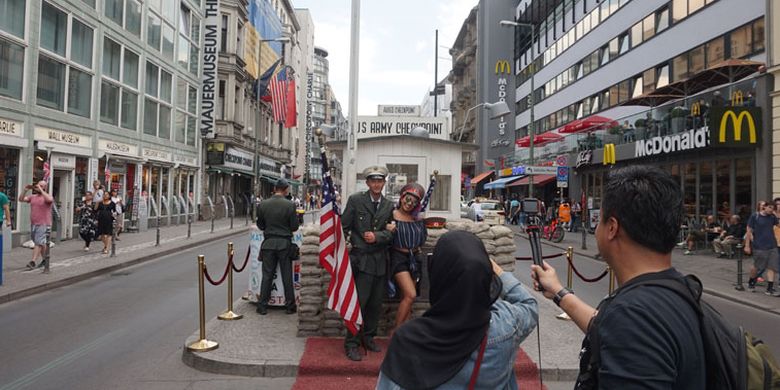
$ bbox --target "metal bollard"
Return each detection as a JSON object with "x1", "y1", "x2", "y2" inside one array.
[
  {"x1": 42, "y1": 225, "x2": 51, "y2": 274},
  {"x1": 230, "y1": 208, "x2": 234, "y2": 230},
  {"x1": 111, "y1": 220, "x2": 117, "y2": 257},
  {"x1": 734, "y1": 243, "x2": 745, "y2": 291},
  {"x1": 211, "y1": 212, "x2": 215, "y2": 233},
  {"x1": 218, "y1": 242, "x2": 242, "y2": 321},
  {"x1": 187, "y1": 255, "x2": 219, "y2": 352},
  {"x1": 156, "y1": 215, "x2": 161, "y2": 246},
  {"x1": 581, "y1": 220, "x2": 587, "y2": 250},
  {"x1": 556, "y1": 246, "x2": 575, "y2": 321},
  {"x1": 608, "y1": 266, "x2": 615, "y2": 295},
  {"x1": 187, "y1": 214, "x2": 192, "y2": 239}
]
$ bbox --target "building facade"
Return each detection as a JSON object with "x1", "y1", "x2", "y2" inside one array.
[
  {"x1": 0, "y1": 0, "x2": 204, "y2": 246},
  {"x1": 511, "y1": 0, "x2": 768, "y2": 222},
  {"x1": 204, "y1": 0, "x2": 299, "y2": 217},
  {"x1": 769, "y1": 0, "x2": 780, "y2": 198},
  {"x1": 449, "y1": 7, "x2": 478, "y2": 189}
]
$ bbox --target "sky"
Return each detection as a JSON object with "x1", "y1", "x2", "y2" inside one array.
[{"x1": 293, "y1": 0, "x2": 478, "y2": 116}]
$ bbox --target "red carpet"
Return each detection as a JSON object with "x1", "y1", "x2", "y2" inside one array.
[{"x1": 292, "y1": 337, "x2": 546, "y2": 390}]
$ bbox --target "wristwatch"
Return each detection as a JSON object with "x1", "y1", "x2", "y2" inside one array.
[{"x1": 553, "y1": 287, "x2": 573, "y2": 307}]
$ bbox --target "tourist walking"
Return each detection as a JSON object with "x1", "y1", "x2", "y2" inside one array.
[
  {"x1": 78, "y1": 192, "x2": 98, "y2": 252},
  {"x1": 95, "y1": 192, "x2": 116, "y2": 254},
  {"x1": 19, "y1": 181, "x2": 53, "y2": 269}
]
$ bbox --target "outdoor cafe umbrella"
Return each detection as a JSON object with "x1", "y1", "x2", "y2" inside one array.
[
  {"x1": 558, "y1": 115, "x2": 618, "y2": 134},
  {"x1": 515, "y1": 131, "x2": 564, "y2": 147}
]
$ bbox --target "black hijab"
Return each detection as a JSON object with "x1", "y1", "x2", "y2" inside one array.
[{"x1": 380, "y1": 230, "x2": 502, "y2": 389}]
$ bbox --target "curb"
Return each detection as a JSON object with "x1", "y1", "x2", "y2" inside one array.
[
  {"x1": 182, "y1": 331, "x2": 299, "y2": 378},
  {"x1": 0, "y1": 227, "x2": 249, "y2": 306},
  {"x1": 514, "y1": 231, "x2": 780, "y2": 316}
]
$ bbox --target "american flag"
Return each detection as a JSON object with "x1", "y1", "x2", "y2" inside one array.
[
  {"x1": 269, "y1": 68, "x2": 288, "y2": 124},
  {"x1": 42, "y1": 161, "x2": 51, "y2": 184},
  {"x1": 104, "y1": 162, "x2": 111, "y2": 184},
  {"x1": 318, "y1": 147, "x2": 362, "y2": 335}
]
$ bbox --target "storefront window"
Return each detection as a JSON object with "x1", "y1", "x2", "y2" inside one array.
[
  {"x1": 699, "y1": 162, "x2": 713, "y2": 217},
  {"x1": 74, "y1": 157, "x2": 88, "y2": 206},
  {"x1": 715, "y1": 160, "x2": 730, "y2": 224},
  {"x1": 735, "y1": 159, "x2": 752, "y2": 222},
  {"x1": 150, "y1": 166, "x2": 159, "y2": 216},
  {"x1": 683, "y1": 163, "x2": 696, "y2": 219},
  {"x1": 0, "y1": 148, "x2": 20, "y2": 229},
  {"x1": 161, "y1": 167, "x2": 169, "y2": 216}
]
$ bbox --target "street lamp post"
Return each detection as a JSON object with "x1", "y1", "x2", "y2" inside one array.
[
  {"x1": 456, "y1": 101, "x2": 511, "y2": 143},
  {"x1": 500, "y1": 20, "x2": 535, "y2": 198}
]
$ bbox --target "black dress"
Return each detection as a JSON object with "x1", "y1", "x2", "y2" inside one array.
[{"x1": 96, "y1": 201, "x2": 116, "y2": 236}]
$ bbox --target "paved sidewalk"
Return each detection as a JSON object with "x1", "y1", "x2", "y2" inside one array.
[
  {"x1": 0, "y1": 218, "x2": 252, "y2": 304},
  {"x1": 507, "y1": 224, "x2": 780, "y2": 316}
]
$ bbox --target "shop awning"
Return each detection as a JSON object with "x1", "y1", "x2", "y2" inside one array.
[
  {"x1": 484, "y1": 175, "x2": 524, "y2": 190},
  {"x1": 287, "y1": 179, "x2": 303, "y2": 187},
  {"x1": 507, "y1": 175, "x2": 556, "y2": 187},
  {"x1": 470, "y1": 171, "x2": 494, "y2": 185},
  {"x1": 207, "y1": 167, "x2": 254, "y2": 176}
]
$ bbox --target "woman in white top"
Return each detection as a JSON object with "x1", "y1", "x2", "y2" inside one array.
[{"x1": 110, "y1": 189, "x2": 124, "y2": 240}]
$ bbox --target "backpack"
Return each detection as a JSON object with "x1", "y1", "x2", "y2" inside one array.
[{"x1": 578, "y1": 274, "x2": 780, "y2": 390}]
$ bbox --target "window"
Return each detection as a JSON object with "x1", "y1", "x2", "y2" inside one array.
[
  {"x1": 673, "y1": 53, "x2": 689, "y2": 81},
  {"x1": 632, "y1": 76, "x2": 643, "y2": 98},
  {"x1": 38, "y1": 3, "x2": 94, "y2": 117},
  {"x1": 105, "y1": 0, "x2": 123, "y2": 26},
  {"x1": 689, "y1": 45, "x2": 705, "y2": 74},
  {"x1": 753, "y1": 18, "x2": 765, "y2": 53},
  {"x1": 100, "y1": 43, "x2": 139, "y2": 129},
  {"x1": 729, "y1": 24, "x2": 752, "y2": 59},
  {"x1": 147, "y1": 13, "x2": 161, "y2": 49},
  {"x1": 0, "y1": 39, "x2": 23, "y2": 99},
  {"x1": 656, "y1": 64, "x2": 670, "y2": 88},
  {"x1": 617, "y1": 79, "x2": 630, "y2": 104},
  {"x1": 656, "y1": 8, "x2": 669, "y2": 33},
  {"x1": 0, "y1": 0, "x2": 26, "y2": 39},
  {"x1": 608, "y1": 38, "x2": 619, "y2": 59},
  {"x1": 178, "y1": 5, "x2": 200, "y2": 75},
  {"x1": 162, "y1": 24, "x2": 174, "y2": 59},
  {"x1": 175, "y1": 79, "x2": 197, "y2": 146},
  {"x1": 618, "y1": 33, "x2": 629, "y2": 55},
  {"x1": 126, "y1": 0, "x2": 141, "y2": 36},
  {"x1": 642, "y1": 14, "x2": 655, "y2": 41},
  {"x1": 631, "y1": 21, "x2": 643, "y2": 48},
  {"x1": 220, "y1": 14, "x2": 228, "y2": 53},
  {"x1": 143, "y1": 61, "x2": 173, "y2": 139},
  {"x1": 643, "y1": 68, "x2": 656, "y2": 94},
  {"x1": 689, "y1": 0, "x2": 705, "y2": 14},
  {"x1": 672, "y1": 0, "x2": 687, "y2": 23},
  {"x1": 706, "y1": 37, "x2": 724, "y2": 67}
]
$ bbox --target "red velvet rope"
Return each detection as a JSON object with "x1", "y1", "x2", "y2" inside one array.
[
  {"x1": 232, "y1": 248, "x2": 251, "y2": 273},
  {"x1": 515, "y1": 252, "x2": 566, "y2": 261},
  {"x1": 203, "y1": 258, "x2": 232, "y2": 286},
  {"x1": 567, "y1": 255, "x2": 610, "y2": 283}
]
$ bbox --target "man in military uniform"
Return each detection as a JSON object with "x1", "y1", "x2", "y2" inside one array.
[
  {"x1": 256, "y1": 178, "x2": 300, "y2": 315},
  {"x1": 341, "y1": 165, "x2": 394, "y2": 361}
]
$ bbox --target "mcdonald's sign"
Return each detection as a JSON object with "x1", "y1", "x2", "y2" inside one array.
[
  {"x1": 691, "y1": 102, "x2": 701, "y2": 116},
  {"x1": 731, "y1": 91, "x2": 744, "y2": 106},
  {"x1": 709, "y1": 107, "x2": 761, "y2": 148},
  {"x1": 495, "y1": 60, "x2": 511, "y2": 74},
  {"x1": 603, "y1": 143, "x2": 616, "y2": 165}
]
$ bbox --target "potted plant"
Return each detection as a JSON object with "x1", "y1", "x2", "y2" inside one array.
[{"x1": 670, "y1": 106, "x2": 689, "y2": 134}]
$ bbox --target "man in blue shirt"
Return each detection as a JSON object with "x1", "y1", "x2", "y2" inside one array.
[{"x1": 745, "y1": 200, "x2": 779, "y2": 295}]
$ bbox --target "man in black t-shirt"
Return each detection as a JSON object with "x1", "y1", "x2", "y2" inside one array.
[{"x1": 532, "y1": 166, "x2": 705, "y2": 389}]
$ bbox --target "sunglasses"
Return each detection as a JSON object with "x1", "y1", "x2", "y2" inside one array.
[{"x1": 402, "y1": 193, "x2": 420, "y2": 206}]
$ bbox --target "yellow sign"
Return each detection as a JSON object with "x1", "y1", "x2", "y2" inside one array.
[
  {"x1": 495, "y1": 60, "x2": 511, "y2": 75},
  {"x1": 244, "y1": 25, "x2": 260, "y2": 79},
  {"x1": 603, "y1": 143, "x2": 616, "y2": 165},
  {"x1": 691, "y1": 102, "x2": 701, "y2": 116},
  {"x1": 719, "y1": 110, "x2": 756, "y2": 143},
  {"x1": 499, "y1": 168, "x2": 513, "y2": 177},
  {"x1": 731, "y1": 91, "x2": 744, "y2": 106}
]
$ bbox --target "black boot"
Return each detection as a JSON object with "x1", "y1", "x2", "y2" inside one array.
[{"x1": 345, "y1": 346, "x2": 362, "y2": 361}]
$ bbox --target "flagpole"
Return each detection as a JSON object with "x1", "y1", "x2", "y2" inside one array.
[{"x1": 343, "y1": 0, "x2": 360, "y2": 199}]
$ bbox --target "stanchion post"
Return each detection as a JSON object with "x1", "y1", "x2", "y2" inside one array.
[
  {"x1": 187, "y1": 214, "x2": 192, "y2": 239},
  {"x1": 734, "y1": 243, "x2": 745, "y2": 291},
  {"x1": 581, "y1": 220, "x2": 587, "y2": 250},
  {"x1": 218, "y1": 242, "x2": 242, "y2": 321},
  {"x1": 43, "y1": 225, "x2": 51, "y2": 274},
  {"x1": 187, "y1": 255, "x2": 219, "y2": 352},
  {"x1": 566, "y1": 247, "x2": 573, "y2": 290},
  {"x1": 211, "y1": 211, "x2": 215, "y2": 233},
  {"x1": 156, "y1": 215, "x2": 161, "y2": 246},
  {"x1": 608, "y1": 265, "x2": 615, "y2": 295}
]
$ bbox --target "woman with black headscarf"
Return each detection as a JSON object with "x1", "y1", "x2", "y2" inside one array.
[{"x1": 377, "y1": 230, "x2": 538, "y2": 389}]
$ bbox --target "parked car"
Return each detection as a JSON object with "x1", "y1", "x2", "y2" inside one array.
[
  {"x1": 466, "y1": 200, "x2": 505, "y2": 225},
  {"x1": 460, "y1": 199, "x2": 470, "y2": 218}
]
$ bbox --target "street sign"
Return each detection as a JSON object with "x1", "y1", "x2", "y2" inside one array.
[
  {"x1": 557, "y1": 181, "x2": 568, "y2": 188},
  {"x1": 524, "y1": 166, "x2": 558, "y2": 175},
  {"x1": 556, "y1": 155, "x2": 568, "y2": 167},
  {"x1": 556, "y1": 166, "x2": 569, "y2": 181}
]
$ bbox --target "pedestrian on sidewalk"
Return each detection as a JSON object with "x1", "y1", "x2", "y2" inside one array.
[
  {"x1": 20, "y1": 181, "x2": 53, "y2": 269},
  {"x1": 92, "y1": 180, "x2": 104, "y2": 202},
  {"x1": 341, "y1": 166, "x2": 393, "y2": 361},
  {"x1": 256, "y1": 178, "x2": 299, "y2": 315},
  {"x1": 745, "y1": 200, "x2": 779, "y2": 295},
  {"x1": 712, "y1": 215, "x2": 744, "y2": 257},
  {"x1": 95, "y1": 192, "x2": 116, "y2": 255},
  {"x1": 0, "y1": 189, "x2": 11, "y2": 279},
  {"x1": 77, "y1": 191, "x2": 98, "y2": 252},
  {"x1": 378, "y1": 231, "x2": 538, "y2": 389},
  {"x1": 531, "y1": 165, "x2": 706, "y2": 389},
  {"x1": 571, "y1": 201, "x2": 582, "y2": 232},
  {"x1": 110, "y1": 189, "x2": 124, "y2": 240}
]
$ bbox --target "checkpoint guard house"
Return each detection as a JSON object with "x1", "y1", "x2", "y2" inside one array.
[{"x1": 326, "y1": 106, "x2": 476, "y2": 222}]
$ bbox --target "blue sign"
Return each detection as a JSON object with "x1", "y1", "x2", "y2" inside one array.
[
  {"x1": 556, "y1": 167, "x2": 569, "y2": 182},
  {"x1": 511, "y1": 166, "x2": 526, "y2": 176}
]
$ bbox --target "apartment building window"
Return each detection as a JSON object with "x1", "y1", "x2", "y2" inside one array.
[
  {"x1": 100, "y1": 38, "x2": 139, "y2": 129},
  {"x1": 656, "y1": 64, "x2": 670, "y2": 88},
  {"x1": 689, "y1": 45, "x2": 705, "y2": 74},
  {"x1": 220, "y1": 14, "x2": 228, "y2": 53},
  {"x1": 673, "y1": 53, "x2": 689, "y2": 82},
  {"x1": 705, "y1": 36, "x2": 724, "y2": 67},
  {"x1": 143, "y1": 61, "x2": 172, "y2": 139},
  {"x1": 37, "y1": 2, "x2": 94, "y2": 117},
  {"x1": 729, "y1": 23, "x2": 752, "y2": 59},
  {"x1": 0, "y1": 0, "x2": 25, "y2": 101},
  {"x1": 175, "y1": 78, "x2": 197, "y2": 146},
  {"x1": 104, "y1": 0, "x2": 141, "y2": 37},
  {"x1": 178, "y1": 4, "x2": 201, "y2": 75},
  {"x1": 673, "y1": 0, "x2": 687, "y2": 23},
  {"x1": 82, "y1": 0, "x2": 95, "y2": 6}
]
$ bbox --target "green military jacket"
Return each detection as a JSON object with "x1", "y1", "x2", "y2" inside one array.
[
  {"x1": 257, "y1": 194, "x2": 299, "y2": 251},
  {"x1": 341, "y1": 191, "x2": 394, "y2": 276}
]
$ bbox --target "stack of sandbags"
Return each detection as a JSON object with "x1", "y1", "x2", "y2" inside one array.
[{"x1": 297, "y1": 224, "x2": 324, "y2": 337}]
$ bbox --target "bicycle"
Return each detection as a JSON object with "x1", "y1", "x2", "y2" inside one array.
[{"x1": 542, "y1": 217, "x2": 566, "y2": 243}]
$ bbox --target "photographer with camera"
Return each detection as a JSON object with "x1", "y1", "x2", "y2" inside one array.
[
  {"x1": 19, "y1": 181, "x2": 54, "y2": 269},
  {"x1": 530, "y1": 166, "x2": 705, "y2": 389}
]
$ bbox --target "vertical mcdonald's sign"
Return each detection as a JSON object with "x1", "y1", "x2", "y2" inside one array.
[
  {"x1": 709, "y1": 107, "x2": 761, "y2": 148},
  {"x1": 603, "y1": 143, "x2": 616, "y2": 165},
  {"x1": 495, "y1": 60, "x2": 511, "y2": 74}
]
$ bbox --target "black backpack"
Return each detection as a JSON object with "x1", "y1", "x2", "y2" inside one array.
[{"x1": 578, "y1": 274, "x2": 780, "y2": 390}]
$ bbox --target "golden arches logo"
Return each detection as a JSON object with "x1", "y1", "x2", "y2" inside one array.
[
  {"x1": 719, "y1": 110, "x2": 756, "y2": 144},
  {"x1": 603, "y1": 144, "x2": 616, "y2": 165},
  {"x1": 495, "y1": 60, "x2": 511, "y2": 74},
  {"x1": 731, "y1": 91, "x2": 744, "y2": 106},
  {"x1": 691, "y1": 102, "x2": 701, "y2": 116}
]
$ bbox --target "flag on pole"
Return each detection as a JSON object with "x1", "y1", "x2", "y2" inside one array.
[
  {"x1": 42, "y1": 161, "x2": 51, "y2": 184},
  {"x1": 104, "y1": 160, "x2": 111, "y2": 185},
  {"x1": 284, "y1": 75, "x2": 297, "y2": 128},
  {"x1": 318, "y1": 147, "x2": 362, "y2": 335},
  {"x1": 269, "y1": 68, "x2": 288, "y2": 124},
  {"x1": 255, "y1": 59, "x2": 281, "y2": 99}
]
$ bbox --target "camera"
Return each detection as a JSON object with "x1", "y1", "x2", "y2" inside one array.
[{"x1": 521, "y1": 198, "x2": 541, "y2": 215}]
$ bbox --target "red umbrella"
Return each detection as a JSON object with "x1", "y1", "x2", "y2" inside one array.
[
  {"x1": 515, "y1": 131, "x2": 563, "y2": 147},
  {"x1": 559, "y1": 115, "x2": 618, "y2": 134}
]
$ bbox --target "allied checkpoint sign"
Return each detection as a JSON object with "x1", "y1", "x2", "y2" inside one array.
[
  {"x1": 248, "y1": 227, "x2": 302, "y2": 306},
  {"x1": 356, "y1": 116, "x2": 449, "y2": 141}
]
